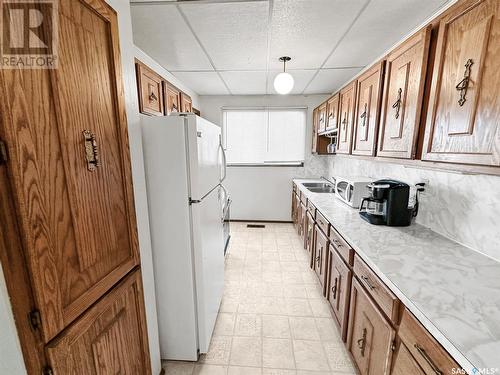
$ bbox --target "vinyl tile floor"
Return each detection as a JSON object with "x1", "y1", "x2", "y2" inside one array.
[{"x1": 162, "y1": 222, "x2": 357, "y2": 375}]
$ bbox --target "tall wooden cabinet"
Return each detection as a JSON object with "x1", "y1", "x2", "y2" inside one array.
[
  {"x1": 0, "y1": 0, "x2": 151, "y2": 373},
  {"x1": 352, "y1": 61, "x2": 385, "y2": 156},
  {"x1": 337, "y1": 81, "x2": 357, "y2": 154},
  {"x1": 422, "y1": 0, "x2": 500, "y2": 167},
  {"x1": 378, "y1": 27, "x2": 431, "y2": 159}
]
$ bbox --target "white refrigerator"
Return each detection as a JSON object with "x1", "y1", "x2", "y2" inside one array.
[{"x1": 141, "y1": 113, "x2": 227, "y2": 360}]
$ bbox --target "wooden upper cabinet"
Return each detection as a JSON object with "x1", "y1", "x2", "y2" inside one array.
[
  {"x1": 136, "y1": 61, "x2": 164, "y2": 116},
  {"x1": 180, "y1": 92, "x2": 193, "y2": 113},
  {"x1": 421, "y1": 0, "x2": 500, "y2": 167},
  {"x1": 326, "y1": 94, "x2": 340, "y2": 131},
  {"x1": 0, "y1": 0, "x2": 140, "y2": 342},
  {"x1": 46, "y1": 270, "x2": 151, "y2": 375},
  {"x1": 378, "y1": 27, "x2": 431, "y2": 159},
  {"x1": 312, "y1": 108, "x2": 319, "y2": 153},
  {"x1": 164, "y1": 82, "x2": 181, "y2": 115},
  {"x1": 337, "y1": 81, "x2": 357, "y2": 154},
  {"x1": 347, "y1": 278, "x2": 396, "y2": 375},
  {"x1": 318, "y1": 102, "x2": 328, "y2": 133},
  {"x1": 352, "y1": 61, "x2": 385, "y2": 156}
]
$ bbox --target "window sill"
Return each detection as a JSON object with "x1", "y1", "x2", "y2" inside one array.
[{"x1": 227, "y1": 162, "x2": 304, "y2": 168}]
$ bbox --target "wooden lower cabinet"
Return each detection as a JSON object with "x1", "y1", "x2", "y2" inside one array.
[
  {"x1": 291, "y1": 191, "x2": 298, "y2": 224},
  {"x1": 305, "y1": 212, "x2": 315, "y2": 268},
  {"x1": 347, "y1": 278, "x2": 395, "y2": 375},
  {"x1": 294, "y1": 194, "x2": 301, "y2": 233},
  {"x1": 313, "y1": 226, "x2": 329, "y2": 294},
  {"x1": 46, "y1": 270, "x2": 151, "y2": 375},
  {"x1": 327, "y1": 245, "x2": 352, "y2": 342},
  {"x1": 392, "y1": 342, "x2": 426, "y2": 375}
]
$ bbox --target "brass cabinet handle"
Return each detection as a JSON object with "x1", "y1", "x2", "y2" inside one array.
[
  {"x1": 455, "y1": 58, "x2": 473, "y2": 106},
  {"x1": 360, "y1": 103, "x2": 367, "y2": 128},
  {"x1": 414, "y1": 344, "x2": 443, "y2": 375},
  {"x1": 331, "y1": 277, "x2": 338, "y2": 300},
  {"x1": 392, "y1": 88, "x2": 402, "y2": 119},
  {"x1": 83, "y1": 130, "x2": 99, "y2": 172},
  {"x1": 360, "y1": 275, "x2": 375, "y2": 290},
  {"x1": 357, "y1": 328, "x2": 367, "y2": 357}
]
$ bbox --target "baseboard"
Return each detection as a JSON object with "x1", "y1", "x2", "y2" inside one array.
[{"x1": 230, "y1": 219, "x2": 293, "y2": 223}]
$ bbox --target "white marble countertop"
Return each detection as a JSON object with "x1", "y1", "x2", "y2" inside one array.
[{"x1": 294, "y1": 178, "x2": 500, "y2": 374}]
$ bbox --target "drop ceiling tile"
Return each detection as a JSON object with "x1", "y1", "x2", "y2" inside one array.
[
  {"x1": 269, "y1": 0, "x2": 367, "y2": 70},
  {"x1": 267, "y1": 70, "x2": 317, "y2": 95},
  {"x1": 303, "y1": 68, "x2": 363, "y2": 95},
  {"x1": 180, "y1": 2, "x2": 269, "y2": 71},
  {"x1": 219, "y1": 71, "x2": 267, "y2": 95},
  {"x1": 171, "y1": 72, "x2": 229, "y2": 95},
  {"x1": 324, "y1": 0, "x2": 452, "y2": 68},
  {"x1": 131, "y1": 4, "x2": 213, "y2": 71}
]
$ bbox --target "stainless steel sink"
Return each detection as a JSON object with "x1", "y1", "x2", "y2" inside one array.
[
  {"x1": 307, "y1": 186, "x2": 336, "y2": 193},
  {"x1": 302, "y1": 182, "x2": 335, "y2": 193}
]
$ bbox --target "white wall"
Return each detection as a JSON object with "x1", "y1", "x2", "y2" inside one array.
[{"x1": 199, "y1": 95, "x2": 329, "y2": 221}]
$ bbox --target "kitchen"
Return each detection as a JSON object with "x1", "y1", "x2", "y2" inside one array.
[{"x1": 0, "y1": 0, "x2": 499, "y2": 375}]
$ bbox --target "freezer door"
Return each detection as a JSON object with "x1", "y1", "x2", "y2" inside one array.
[
  {"x1": 187, "y1": 115, "x2": 223, "y2": 199},
  {"x1": 190, "y1": 186, "x2": 225, "y2": 353}
]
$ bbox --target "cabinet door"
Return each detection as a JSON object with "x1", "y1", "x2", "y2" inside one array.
[
  {"x1": 291, "y1": 192, "x2": 298, "y2": 224},
  {"x1": 422, "y1": 0, "x2": 500, "y2": 167},
  {"x1": 295, "y1": 195, "x2": 302, "y2": 234},
  {"x1": 347, "y1": 278, "x2": 395, "y2": 375},
  {"x1": 46, "y1": 270, "x2": 151, "y2": 375},
  {"x1": 314, "y1": 226, "x2": 329, "y2": 293},
  {"x1": 305, "y1": 212, "x2": 315, "y2": 268},
  {"x1": 378, "y1": 27, "x2": 431, "y2": 159},
  {"x1": 326, "y1": 94, "x2": 340, "y2": 131},
  {"x1": 0, "y1": 0, "x2": 140, "y2": 341},
  {"x1": 312, "y1": 108, "x2": 319, "y2": 153},
  {"x1": 327, "y1": 246, "x2": 352, "y2": 342},
  {"x1": 318, "y1": 102, "x2": 327, "y2": 133},
  {"x1": 352, "y1": 61, "x2": 385, "y2": 156},
  {"x1": 181, "y1": 93, "x2": 193, "y2": 113},
  {"x1": 300, "y1": 203, "x2": 307, "y2": 240},
  {"x1": 164, "y1": 82, "x2": 181, "y2": 115},
  {"x1": 337, "y1": 81, "x2": 357, "y2": 154},
  {"x1": 136, "y1": 62, "x2": 164, "y2": 116},
  {"x1": 392, "y1": 343, "x2": 426, "y2": 375}
]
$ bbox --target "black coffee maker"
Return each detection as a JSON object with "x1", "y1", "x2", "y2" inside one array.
[{"x1": 359, "y1": 179, "x2": 419, "y2": 226}]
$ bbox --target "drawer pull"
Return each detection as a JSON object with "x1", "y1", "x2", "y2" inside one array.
[
  {"x1": 357, "y1": 328, "x2": 367, "y2": 357},
  {"x1": 361, "y1": 275, "x2": 376, "y2": 290},
  {"x1": 414, "y1": 344, "x2": 443, "y2": 375},
  {"x1": 331, "y1": 277, "x2": 338, "y2": 299}
]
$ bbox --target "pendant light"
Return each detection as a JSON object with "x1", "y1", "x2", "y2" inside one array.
[{"x1": 274, "y1": 56, "x2": 294, "y2": 95}]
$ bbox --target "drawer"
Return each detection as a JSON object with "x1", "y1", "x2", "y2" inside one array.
[
  {"x1": 353, "y1": 255, "x2": 399, "y2": 323},
  {"x1": 307, "y1": 200, "x2": 316, "y2": 218},
  {"x1": 329, "y1": 226, "x2": 354, "y2": 266},
  {"x1": 398, "y1": 309, "x2": 460, "y2": 375},
  {"x1": 315, "y1": 210, "x2": 329, "y2": 236}
]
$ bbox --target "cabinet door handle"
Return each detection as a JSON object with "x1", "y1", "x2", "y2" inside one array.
[
  {"x1": 392, "y1": 88, "x2": 402, "y2": 119},
  {"x1": 455, "y1": 58, "x2": 473, "y2": 106},
  {"x1": 414, "y1": 344, "x2": 443, "y2": 375},
  {"x1": 341, "y1": 114, "x2": 347, "y2": 129},
  {"x1": 83, "y1": 130, "x2": 99, "y2": 171},
  {"x1": 331, "y1": 277, "x2": 338, "y2": 299},
  {"x1": 360, "y1": 275, "x2": 376, "y2": 290},
  {"x1": 360, "y1": 103, "x2": 367, "y2": 128},
  {"x1": 357, "y1": 328, "x2": 367, "y2": 357}
]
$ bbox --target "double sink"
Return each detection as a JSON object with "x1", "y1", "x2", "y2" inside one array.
[{"x1": 302, "y1": 182, "x2": 335, "y2": 194}]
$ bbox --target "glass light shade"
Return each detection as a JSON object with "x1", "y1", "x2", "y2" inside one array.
[{"x1": 274, "y1": 72, "x2": 294, "y2": 95}]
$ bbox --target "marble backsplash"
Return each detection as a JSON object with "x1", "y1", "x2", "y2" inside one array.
[{"x1": 323, "y1": 157, "x2": 500, "y2": 263}]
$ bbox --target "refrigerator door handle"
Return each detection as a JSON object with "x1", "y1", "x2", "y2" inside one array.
[
  {"x1": 189, "y1": 183, "x2": 221, "y2": 205},
  {"x1": 219, "y1": 135, "x2": 227, "y2": 183}
]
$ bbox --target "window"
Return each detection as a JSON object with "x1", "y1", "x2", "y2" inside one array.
[{"x1": 222, "y1": 107, "x2": 306, "y2": 166}]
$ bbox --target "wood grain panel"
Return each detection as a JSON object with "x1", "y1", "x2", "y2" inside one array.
[
  {"x1": 378, "y1": 27, "x2": 431, "y2": 159},
  {"x1": 0, "y1": 0, "x2": 140, "y2": 342},
  {"x1": 337, "y1": 81, "x2": 357, "y2": 154},
  {"x1": 46, "y1": 269, "x2": 151, "y2": 375},
  {"x1": 422, "y1": 0, "x2": 500, "y2": 166},
  {"x1": 352, "y1": 61, "x2": 385, "y2": 156}
]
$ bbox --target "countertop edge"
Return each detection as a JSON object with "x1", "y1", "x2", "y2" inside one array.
[{"x1": 293, "y1": 178, "x2": 476, "y2": 374}]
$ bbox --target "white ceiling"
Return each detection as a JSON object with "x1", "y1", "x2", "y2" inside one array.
[{"x1": 130, "y1": 0, "x2": 452, "y2": 96}]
